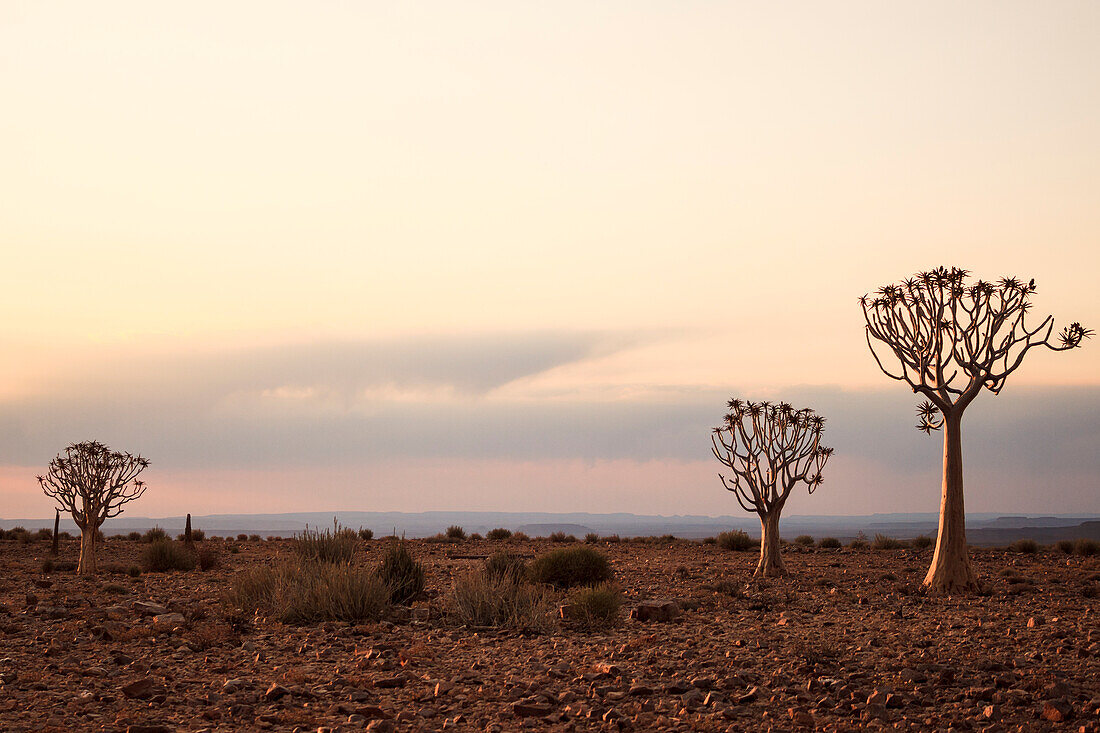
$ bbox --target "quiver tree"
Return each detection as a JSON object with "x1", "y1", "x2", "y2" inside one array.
[
  {"x1": 862, "y1": 267, "x2": 1091, "y2": 593},
  {"x1": 711, "y1": 400, "x2": 832, "y2": 577},
  {"x1": 37, "y1": 441, "x2": 150, "y2": 575}
]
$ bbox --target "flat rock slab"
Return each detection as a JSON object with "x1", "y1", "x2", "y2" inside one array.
[{"x1": 631, "y1": 600, "x2": 681, "y2": 622}]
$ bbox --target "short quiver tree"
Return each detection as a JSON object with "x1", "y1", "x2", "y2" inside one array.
[
  {"x1": 38, "y1": 441, "x2": 150, "y2": 575},
  {"x1": 712, "y1": 400, "x2": 832, "y2": 577},
  {"x1": 862, "y1": 267, "x2": 1091, "y2": 593}
]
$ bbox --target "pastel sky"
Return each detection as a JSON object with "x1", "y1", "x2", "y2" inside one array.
[{"x1": 1, "y1": 1, "x2": 1097, "y2": 519}]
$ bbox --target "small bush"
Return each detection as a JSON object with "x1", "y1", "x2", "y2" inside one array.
[
  {"x1": 127, "y1": 565, "x2": 141, "y2": 577},
  {"x1": 486, "y1": 528, "x2": 512, "y2": 541},
  {"x1": 849, "y1": 538, "x2": 869, "y2": 549},
  {"x1": 35, "y1": 528, "x2": 52, "y2": 541},
  {"x1": 141, "y1": 539, "x2": 197, "y2": 572},
  {"x1": 872, "y1": 534, "x2": 905, "y2": 550},
  {"x1": 127, "y1": 531, "x2": 142, "y2": 541},
  {"x1": 702, "y1": 536, "x2": 716, "y2": 545},
  {"x1": 484, "y1": 551, "x2": 528, "y2": 582},
  {"x1": 529, "y1": 546, "x2": 612, "y2": 589},
  {"x1": 512, "y1": 531, "x2": 530, "y2": 542},
  {"x1": 447, "y1": 570, "x2": 555, "y2": 631},
  {"x1": 249, "y1": 534, "x2": 261, "y2": 542},
  {"x1": 142, "y1": 526, "x2": 168, "y2": 543},
  {"x1": 563, "y1": 583, "x2": 623, "y2": 629},
  {"x1": 40, "y1": 559, "x2": 54, "y2": 574},
  {"x1": 225, "y1": 561, "x2": 390, "y2": 624},
  {"x1": 1055, "y1": 539, "x2": 1075, "y2": 554},
  {"x1": 717, "y1": 530, "x2": 754, "y2": 551},
  {"x1": 237, "y1": 534, "x2": 248, "y2": 541},
  {"x1": 469, "y1": 533, "x2": 483, "y2": 541},
  {"x1": 445, "y1": 525, "x2": 467, "y2": 540},
  {"x1": 178, "y1": 529, "x2": 206, "y2": 542},
  {"x1": 818, "y1": 537, "x2": 841, "y2": 549},
  {"x1": 549, "y1": 531, "x2": 576, "y2": 543},
  {"x1": 911, "y1": 535, "x2": 934, "y2": 549},
  {"x1": 603, "y1": 534, "x2": 621, "y2": 543},
  {"x1": 584, "y1": 533, "x2": 600, "y2": 544},
  {"x1": 198, "y1": 547, "x2": 221, "y2": 571},
  {"x1": 794, "y1": 535, "x2": 814, "y2": 547},
  {"x1": 377, "y1": 540, "x2": 425, "y2": 604},
  {"x1": 294, "y1": 520, "x2": 358, "y2": 564},
  {"x1": 358, "y1": 528, "x2": 374, "y2": 541},
  {"x1": 1076, "y1": 539, "x2": 1100, "y2": 557},
  {"x1": 1010, "y1": 538, "x2": 1039, "y2": 554}
]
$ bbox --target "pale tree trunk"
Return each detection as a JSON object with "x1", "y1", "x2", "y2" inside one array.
[
  {"x1": 755, "y1": 511, "x2": 787, "y2": 577},
  {"x1": 77, "y1": 523, "x2": 99, "y2": 575},
  {"x1": 923, "y1": 410, "x2": 977, "y2": 592}
]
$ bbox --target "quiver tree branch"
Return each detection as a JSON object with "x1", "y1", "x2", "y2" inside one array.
[
  {"x1": 37, "y1": 441, "x2": 150, "y2": 575},
  {"x1": 712, "y1": 399, "x2": 832, "y2": 577},
  {"x1": 861, "y1": 267, "x2": 1090, "y2": 592}
]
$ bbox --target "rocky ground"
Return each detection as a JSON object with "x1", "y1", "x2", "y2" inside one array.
[{"x1": 0, "y1": 536, "x2": 1098, "y2": 733}]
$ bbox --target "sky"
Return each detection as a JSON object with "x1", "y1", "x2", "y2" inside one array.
[{"x1": 1, "y1": 1, "x2": 1098, "y2": 520}]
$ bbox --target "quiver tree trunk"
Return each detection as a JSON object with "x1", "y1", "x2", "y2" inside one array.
[
  {"x1": 755, "y1": 511, "x2": 787, "y2": 578},
  {"x1": 77, "y1": 524, "x2": 98, "y2": 575},
  {"x1": 185, "y1": 514, "x2": 193, "y2": 544},
  {"x1": 923, "y1": 411, "x2": 977, "y2": 592},
  {"x1": 51, "y1": 510, "x2": 60, "y2": 556}
]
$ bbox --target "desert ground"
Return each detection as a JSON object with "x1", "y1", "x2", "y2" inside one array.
[{"x1": 0, "y1": 534, "x2": 1098, "y2": 733}]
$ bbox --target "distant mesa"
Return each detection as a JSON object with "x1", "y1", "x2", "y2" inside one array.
[{"x1": 515, "y1": 523, "x2": 593, "y2": 537}]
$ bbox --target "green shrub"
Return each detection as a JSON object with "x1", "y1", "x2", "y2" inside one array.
[
  {"x1": 358, "y1": 528, "x2": 374, "y2": 541},
  {"x1": 486, "y1": 528, "x2": 512, "y2": 541},
  {"x1": 225, "y1": 560, "x2": 390, "y2": 624},
  {"x1": 445, "y1": 525, "x2": 467, "y2": 540},
  {"x1": 142, "y1": 526, "x2": 168, "y2": 543},
  {"x1": 794, "y1": 535, "x2": 814, "y2": 547},
  {"x1": 528, "y1": 546, "x2": 612, "y2": 589},
  {"x1": 1055, "y1": 539, "x2": 1075, "y2": 554},
  {"x1": 377, "y1": 540, "x2": 425, "y2": 604},
  {"x1": 910, "y1": 535, "x2": 934, "y2": 549},
  {"x1": 1010, "y1": 538, "x2": 1039, "y2": 554},
  {"x1": 562, "y1": 583, "x2": 623, "y2": 629},
  {"x1": 872, "y1": 534, "x2": 905, "y2": 550},
  {"x1": 141, "y1": 539, "x2": 197, "y2": 572},
  {"x1": 294, "y1": 520, "x2": 358, "y2": 564},
  {"x1": 818, "y1": 537, "x2": 841, "y2": 549},
  {"x1": 446, "y1": 570, "x2": 555, "y2": 632},
  {"x1": 549, "y1": 531, "x2": 576, "y2": 543},
  {"x1": 484, "y1": 551, "x2": 528, "y2": 582},
  {"x1": 1076, "y1": 539, "x2": 1099, "y2": 557},
  {"x1": 717, "y1": 530, "x2": 754, "y2": 551}
]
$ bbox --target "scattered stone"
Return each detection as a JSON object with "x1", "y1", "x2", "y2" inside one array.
[
  {"x1": 264, "y1": 683, "x2": 290, "y2": 701},
  {"x1": 513, "y1": 700, "x2": 553, "y2": 717},
  {"x1": 1042, "y1": 699, "x2": 1073, "y2": 722},
  {"x1": 132, "y1": 602, "x2": 169, "y2": 617},
  {"x1": 630, "y1": 600, "x2": 681, "y2": 623},
  {"x1": 120, "y1": 678, "x2": 157, "y2": 700}
]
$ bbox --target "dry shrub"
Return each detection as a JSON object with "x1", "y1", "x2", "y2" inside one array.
[
  {"x1": 1055, "y1": 540, "x2": 1075, "y2": 554},
  {"x1": 528, "y1": 546, "x2": 612, "y2": 589},
  {"x1": 486, "y1": 528, "x2": 512, "y2": 541},
  {"x1": 142, "y1": 526, "x2": 168, "y2": 543},
  {"x1": 141, "y1": 539, "x2": 196, "y2": 572},
  {"x1": 1075, "y1": 539, "x2": 1099, "y2": 557},
  {"x1": 377, "y1": 539, "x2": 425, "y2": 604},
  {"x1": 197, "y1": 547, "x2": 221, "y2": 571},
  {"x1": 294, "y1": 519, "x2": 358, "y2": 564},
  {"x1": 1009, "y1": 538, "x2": 1039, "y2": 554},
  {"x1": 447, "y1": 569, "x2": 556, "y2": 632},
  {"x1": 717, "y1": 530, "x2": 754, "y2": 551},
  {"x1": 563, "y1": 583, "x2": 623, "y2": 629},
  {"x1": 484, "y1": 551, "x2": 528, "y2": 582},
  {"x1": 818, "y1": 537, "x2": 842, "y2": 549},
  {"x1": 794, "y1": 535, "x2": 815, "y2": 546},
  {"x1": 910, "y1": 535, "x2": 934, "y2": 549},
  {"x1": 445, "y1": 525, "x2": 467, "y2": 540},
  {"x1": 549, "y1": 531, "x2": 576, "y2": 543},
  {"x1": 225, "y1": 561, "x2": 389, "y2": 624},
  {"x1": 872, "y1": 534, "x2": 906, "y2": 550}
]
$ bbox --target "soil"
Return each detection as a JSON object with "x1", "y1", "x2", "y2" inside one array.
[{"x1": 1, "y1": 536, "x2": 1098, "y2": 732}]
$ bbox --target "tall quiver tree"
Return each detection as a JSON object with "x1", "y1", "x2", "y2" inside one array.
[
  {"x1": 862, "y1": 267, "x2": 1091, "y2": 593},
  {"x1": 37, "y1": 442, "x2": 150, "y2": 575},
  {"x1": 712, "y1": 400, "x2": 832, "y2": 577}
]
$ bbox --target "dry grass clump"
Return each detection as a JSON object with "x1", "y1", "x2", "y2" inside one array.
[
  {"x1": 717, "y1": 530, "x2": 754, "y2": 551},
  {"x1": 1076, "y1": 539, "x2": 1099, "y2": 556},
  {"x1": 197, "y1": 547, "x2": 221, "y2": 571},
  {"x1": 293, "y1": 519, "x2": 359, "y2": 564},
  {"x1": 562, "y1": 583, "x2": 623, "y2": 629},
  {"x1": 1055, "y1": 539, "x2": 1075, "y2": 554},
  {"x1": 141, "y1": 539, "x2": 196, "y2": 572},
  {"x1": 817, "y1": 537, "x2": 841, "y2": 548},
  {"x1": 549, "y1": 531, "x2": 577, "y2": 543},
  {"x1": 910, "y1": 535, "x2": 934, "y2": 549},
  {"x1": 446, "y1": 569, "x2": 555, "y2": 632},
  {"x1": 446, "y1": 525, "x2": 466, "y2": 540},
  {"x1": 484, "y1": 550, "x2": 528, "y2": 582},
  {"x1": 225, "y1": 561, "x2": 389, "y2": 624},
  {"x1": 486, "y1": 528, "x2": 512, "y2": 541},
  {"x1": 142, "y1": 526, "x2": 168, "y2": 543},
  {"x1": 177, "y1": 529, "x2": 205, "y2": 541},
  {"x1": 1009, "y1": 538, "x2": 1040, "y2": 554},
  {"x1": 872, "y1": 534, "x2": 906, "y2": 550},
  {"x1": 794, "y1": 535, "x2": 814, "y2": 546},
  {"x1": 377, "y1": 539, "x2": 426, "y2": 604},
  {"x1": 528, "y1": 546, "x2": 612, "y2": 589}
]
